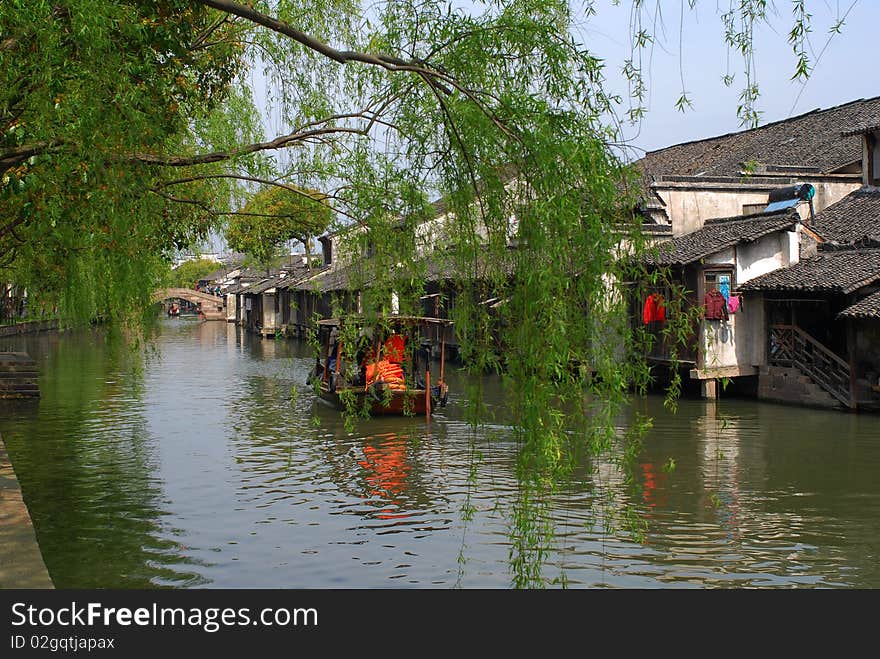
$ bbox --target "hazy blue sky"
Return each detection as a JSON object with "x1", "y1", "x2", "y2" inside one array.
[{"x1": 581, "y1": 0, "x2": 877, "y2": 155}]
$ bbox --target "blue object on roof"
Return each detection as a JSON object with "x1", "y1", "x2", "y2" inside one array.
[
  {"x1": 767, "y1": 183, "x2": 815, "y2": 204},
  {"x1": 764, "y1": 198, "x2": 801, "y2": 212}
]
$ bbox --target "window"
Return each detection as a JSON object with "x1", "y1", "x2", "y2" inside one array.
[
  {"x1": 704, "y1": 270, "x2": 733, "y2": 298},
  {"x1": 742, "y1": 203, "x2": 765, "y2": 215}
]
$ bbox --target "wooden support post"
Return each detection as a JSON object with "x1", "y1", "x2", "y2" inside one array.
[
  {"x1": 439, "y1": 331, "x2": 446, "y2": 384},
  {"x1": 425, "y1": 369, "x2": 431, "y2": 416},
  {"x1": 847, "y1": 318, "x2": 858, "y2": 410},
  {"x1": 322, "y1": 331, "x2": 330, "y2": 384}
]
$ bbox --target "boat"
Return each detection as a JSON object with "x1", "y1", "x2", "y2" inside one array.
[
  {"x1": 308, "y1": 315, "x2": 453, "y2": 416},
  {"x1": 167, "y1": 303, "x2": 180, "y2": 317}
]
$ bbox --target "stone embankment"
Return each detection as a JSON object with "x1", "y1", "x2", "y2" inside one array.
[
  {"x1": 0, "y1": 433, "x2": 53, "y2": 588},
  {"x1": 0, "y1": 319, "x2": 59, "y2": 337},
  {"x1": 0, "y1": 352, "x2": 39, "y2": 399}
]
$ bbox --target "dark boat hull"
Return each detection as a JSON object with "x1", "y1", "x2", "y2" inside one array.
[{"x1": 318, "y1": 383, "x2": 438, "y2": 415}]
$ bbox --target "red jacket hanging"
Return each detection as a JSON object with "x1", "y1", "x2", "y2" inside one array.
[
  {"x1": 643, "y1": 293, "x2": 666, "y2": 324},
  {"x1": 703, "y1": 289, "x2": 729, "y2": 320}
]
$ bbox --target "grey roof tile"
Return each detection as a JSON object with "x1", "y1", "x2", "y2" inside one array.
[
  {"x1": 810, "y1": 186, "x2": 880, "y2": 244},
  {"x1": 636, "y1": 96, "x2": 880, "y2": 179},
  {"x1": 741, "y1": 247, "x2": 880, "y2": 293},
  {"x1": 644, "y1": 209, "x2": 799, "y2": 266},
  {"x1": 241, "y1": 276, "x2": 281, "y2": 295},
  {"x1": 838, "y1": 289, "x2": 880, "y2": 319}
]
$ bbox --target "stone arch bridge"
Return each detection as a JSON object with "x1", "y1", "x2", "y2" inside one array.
[{"x1": 154, "y1": 288, "x2": 225, "y2": 320}]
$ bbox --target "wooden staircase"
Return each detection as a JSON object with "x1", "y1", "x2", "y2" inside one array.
[{"x1": 768, "y1": 324, "x2": 853, "y2": 408}]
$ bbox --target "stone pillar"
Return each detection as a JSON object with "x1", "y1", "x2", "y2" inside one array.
[{"x1": 700, "y1": 378, "x2": 717, "y2": 400}]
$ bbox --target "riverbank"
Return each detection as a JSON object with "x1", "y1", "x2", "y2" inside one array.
[
  {"x1": 0, "y1": 319, "x2": 61, "y2": 337},
  {"x1": 0, "y1": 432, "x2": 53, "y2": 588}
]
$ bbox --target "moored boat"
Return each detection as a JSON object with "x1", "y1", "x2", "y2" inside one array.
[{"x1": 308, "y1": 315, "x2": 453, "y2": 416}]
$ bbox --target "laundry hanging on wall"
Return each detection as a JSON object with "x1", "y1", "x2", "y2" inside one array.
[
  {"x1": 718, "y1": 273, "x2": 731, "y2": 301},
  {"x1": 727, "y1": 295, "x2": 742, "y2": 314},
  {"x1": 643, "y1": 293, "x2": 666, "y2": 324},
  {"x1": 703, "y1": 289, "x2": 729, "y2": 320}
]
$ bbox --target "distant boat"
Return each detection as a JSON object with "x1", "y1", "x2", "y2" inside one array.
[
  {"x1": 167, "y1": 304, "x2": 180, "y2": 317},
  {"x1": 308, "y1": 315, "x2": 453, "y2": 416}
]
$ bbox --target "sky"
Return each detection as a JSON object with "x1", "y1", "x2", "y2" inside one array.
[{"x1": 579, "y1": 0, "x2": 877, "y2": 155}]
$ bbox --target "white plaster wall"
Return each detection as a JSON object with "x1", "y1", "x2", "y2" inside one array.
[
  {"x1": 262, "y1": 292, "x2": 276, "y2": 331},
  {"x1": 702, "y1": 232, "x2": 786, "y2": 370},
  {"x1": 662, "y1": 189, "x2": 772, "y2": 235},
  {"x1": 415, "y1": 213, "x2": 454, "y2": 256},
  {"x1": 810, "y1": 180, "x2": 862, "y2": 214},
  {"x1": 701, "y1": 316, "x2": 738, "y2": 369},
  {"x1": 735, "y1": 234, "x2": 787, "y2": 285},
  {"x1": 705, "y1": 248, "x2": 735, "y2": 266},
  {"x1": 328, "y1": 225, "x2": 368, "y2": 266},
  {"x1": 225, "y1": 293, "x2": 237, "y2": 322},
  {"x1": 701, "y1": 298, "x2": 766, "y2": 369},
  {"x1": 657, "y1": 181, "x2": 861, "y2": 236}
]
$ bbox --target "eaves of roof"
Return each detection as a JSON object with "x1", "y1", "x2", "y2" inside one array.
[
  {"x1": 741, "y1": 247, "x2": 880, "y2": 294},
  {"x1": 838, "y1": 289, "x2": 880, "y2": 319},
  {"x1": 644, "y1": 209, "x2": 799, "y2": 267}
]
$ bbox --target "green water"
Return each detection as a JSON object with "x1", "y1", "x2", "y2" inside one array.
[{"x1": 1, "y1": 319, "x2": 878, "y2": 588}]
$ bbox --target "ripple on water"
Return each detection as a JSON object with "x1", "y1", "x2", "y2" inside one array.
[{"x1": 2, "y1": 323, "x2": 880, "y2": 587}]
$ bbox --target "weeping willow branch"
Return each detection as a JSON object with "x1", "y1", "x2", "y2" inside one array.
[
  {"x1": 196, "y1": 0, "x2": 436, "y2": 69},
  {"x1": 130, "y1": 126, "x2": 367, "y2": 167},
  {"x1": 153, "y1": 174, "x2": 360, "y2": 223},
  {"x1": 195, "y1": 0, "x2": 518, "y2": 142},
  {"x1": 417, "y1": 71, "x2": 488, "y2": 225}
]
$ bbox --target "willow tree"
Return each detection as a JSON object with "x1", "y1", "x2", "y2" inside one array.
[
  {"x1": 1, "y1": 0, "x2": 843, "y2": 586},
  {"x1": 0, "y1": 1, "x2": 257, "y2": 323},
  {"x1": 226, "y1": 185, "x2": 331, "y2": 271}
]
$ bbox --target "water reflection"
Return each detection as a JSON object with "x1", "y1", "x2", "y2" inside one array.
[
  {"x1": 1, "y1": 321, "x2": 880, "y2": 587},
  {"x1": 0, "y1": 328, "x2": 206, "y2": 587},
  {"x1": 358, "y1": 433, "x2": 411, "y2": 519}
]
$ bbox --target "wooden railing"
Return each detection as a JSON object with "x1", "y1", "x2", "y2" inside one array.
[{"x1": 769, "y1": 324, "x2": 853, "y2": 408}]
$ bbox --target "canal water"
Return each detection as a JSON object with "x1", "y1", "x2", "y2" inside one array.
[{"x1": 1, "y1": 318, "x2": 878, "y2": 588}]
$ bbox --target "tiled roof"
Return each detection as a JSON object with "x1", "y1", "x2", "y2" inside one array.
[
  {"x1": 635, "y1": 96, "x2": 880, "y2": 179},
  {"x1": 230, "y1": 263, "x2": 317, "y2": 295},
  {"x1": 241, "y1": 276, "x2": 281, "y2": 295},
  {"x1": 838, "y1": 289, "x2": 880, "y2": 319},
  {"x1": 641, "y1": 223, "x2": 673, "y2": 237},
  {"x1": 290, "y1": 251, "x2": 490, "y2": 292},
  {"x1": 810, "y1": 186, "x2": 880, "y2": 244},
  {"x1": 200, "y1": 268, "x2": 230, "y2": 282},
  {"x1": 292, "y1": 263, "x2": 371, "y2": 293},
  {"x1": 644, "y1": 209, "x2": 799, "y2": 266},
  {"x1": 275, "y1": 264, "x2": 329, "y2": 291},
  {"x1": 225, "y1": 277, "x2": 262, "y2": 295},
  {"x1": 741, "y1": 247, "x2": 880, "y2": 294},
  {"x1": 842, "y1": 124, "x2": 880, "y2": 137},
  {"x1": 225, "y1": 282, "x2": 246, "y2": 295}
]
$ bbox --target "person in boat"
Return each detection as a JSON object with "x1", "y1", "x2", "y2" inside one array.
[{"x1": 360, "y1": 332, "x2": 409, "y2": 397}]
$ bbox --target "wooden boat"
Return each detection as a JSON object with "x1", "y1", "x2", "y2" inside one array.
[{"x1": 308, "y1": 315, "x2": 453, "y2": 416}]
